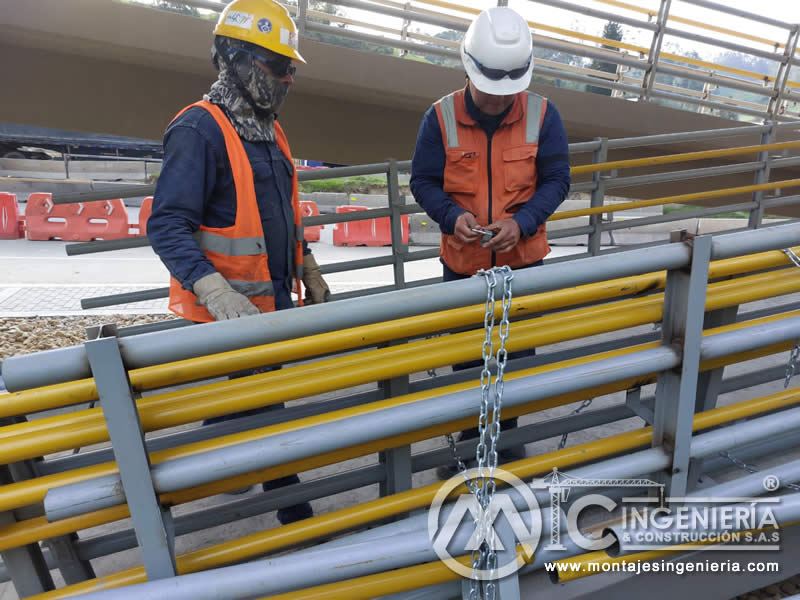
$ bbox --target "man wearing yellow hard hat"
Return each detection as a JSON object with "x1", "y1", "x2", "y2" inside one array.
[{"x1": 148, "y1": 0, "x2": 327, "y2": 524}]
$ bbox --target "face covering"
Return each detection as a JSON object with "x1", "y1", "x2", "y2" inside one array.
[{"x1": 205, "y1": 40, "x2": 291, "y2": 143}]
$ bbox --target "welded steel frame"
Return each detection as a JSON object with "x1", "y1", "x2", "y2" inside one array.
[
  {"x1": 84, "y1": 327, "x2": 177, "y2": 580},
  {"x1": 768, "y1": 26, "x2": 800, "y2": 120},
  {"x1": 587, "y1": 137, "x2": 609, "y2": 256},
  {"x1": 652, "y1": 233, "x2": 712, "y2": 498},
  {"x1": 640, "y1": 0, "x2": 671, "y2": 102}
]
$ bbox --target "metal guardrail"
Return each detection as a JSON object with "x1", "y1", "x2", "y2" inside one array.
[
  {"x1": 50, "y1": 119, "x2": 800, "y2": 311},
  {"x1": 173, "y1": 0, "x2": 800, "y2": 121},
  {"x1": 1, "y1": 224, "x2": 800, "y2": 598}
]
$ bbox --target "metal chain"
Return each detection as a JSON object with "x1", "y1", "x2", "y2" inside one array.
[
  {"x1": 719, "y1": 451, "x2": 800, "y2": 492},
  {"x1": 458, "y1": 266, "x2": 512, "y2": 600},
  {"x1": 557, "y1": 398, "x2": 594, "y2": 450}
]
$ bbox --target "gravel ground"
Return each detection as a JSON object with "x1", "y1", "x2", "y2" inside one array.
[{"x1": 0, "y1": 315, "x2": 171, "y2": 361}]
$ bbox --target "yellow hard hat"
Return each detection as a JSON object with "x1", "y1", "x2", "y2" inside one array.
[{"x1": 214, "y1": 0, "x2": 305, "y2": 63}]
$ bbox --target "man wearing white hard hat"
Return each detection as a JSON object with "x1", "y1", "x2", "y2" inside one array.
[{"x1": 410, "y1": 6, "x2": 570, "y2": 476}]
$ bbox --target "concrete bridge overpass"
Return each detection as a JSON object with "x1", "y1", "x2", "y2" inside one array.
[{"x1": 2, "y1": 0, "x2": 800, "y2": 210}]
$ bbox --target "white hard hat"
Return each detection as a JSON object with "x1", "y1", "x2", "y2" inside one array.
[{"x1": 460, "y1": 6, "x2": 533, "y2": 96}]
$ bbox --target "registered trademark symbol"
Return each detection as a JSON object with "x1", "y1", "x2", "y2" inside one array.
[{"x1": 763, "y1": 475, "x2": 780, "y2": 492}]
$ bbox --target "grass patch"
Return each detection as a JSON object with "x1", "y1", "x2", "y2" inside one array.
[{"x1": 299, "y1": 175, "x2": 406, "y2": 195}]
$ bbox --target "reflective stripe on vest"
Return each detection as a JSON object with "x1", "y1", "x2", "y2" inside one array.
[
  {"x1": 439, "y1": 94, "x2": 459, "y2": 148},
  {"x1": 438, "y1": 91, "x2": 545, "y2": 147},
  {"x1": 193, "y1": 230, "x2": 266, "y2": 256},
  {"x1": 229, "y1": 279, "x2": 275, "y2": 297}
]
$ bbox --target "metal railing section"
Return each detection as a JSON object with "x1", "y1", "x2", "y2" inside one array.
[
  {"x1": 48, "y1": 120, "x2": 800, "y2": 311},
  {"x1": 172, "y1": 0, "x2": 800, "y2": 121}
]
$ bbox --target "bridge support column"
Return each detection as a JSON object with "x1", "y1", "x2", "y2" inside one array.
[{"x1": 652, "y1": 232, "x2": 712, "y2": 498}]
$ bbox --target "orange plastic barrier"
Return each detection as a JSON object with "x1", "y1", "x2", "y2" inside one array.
[
  {"x1": 300, "y1": 200, "x2": 323, "y2": 242},
  {"x1": 0, "y1": 193, "x2": 25, "y2": 239},
  {"x1": 133, "y1": 196, "x2": 153, "y2": 236},
  {"x1": 332, "y1": 205, "x2": 409, "y2": 247},
  {"x1": 25, "y1": 194, "x2": 129, "y2": 241}
]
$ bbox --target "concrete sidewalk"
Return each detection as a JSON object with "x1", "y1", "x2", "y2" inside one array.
[{"x1": 0, "y1": 229, "x2": 586, "y2": 317}]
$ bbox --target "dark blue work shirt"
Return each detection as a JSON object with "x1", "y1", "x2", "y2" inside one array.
[
  {"x1": 410, "y1": 89, "x2": 571, "y2": 237},
  {"x1": 149, "y1": 105, "x2": 303, "y2": 311}
]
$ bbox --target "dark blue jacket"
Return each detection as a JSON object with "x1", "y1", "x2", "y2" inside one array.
[
  {"x1": 410, "y1": 88, "x2": 570, "y2": 238},
  {"x1": 149, "y1": 105, "x2": 305, "y2": 311}
]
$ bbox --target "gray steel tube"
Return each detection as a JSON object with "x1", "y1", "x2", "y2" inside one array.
[
  {"x1": 1, "y1": 241, "x2": 692, "y2": 391},
  {"x1": 63, "y1": 506, "x2": 566, "y2": 600},
  {"x1": 648, "y1": 89, "x2": 769, "y2": 119},
  {"x1": 700, "y1": 315, "x2": 800, "y2": 361},
  {"x1": 6, "y1": 223, "x2": 799, "y2": 392},
  {"x1": 678, "y1": 0, "x2": 793, "y2": 29},
  {"x1": 66, "y1": 237, "x2": 151, "y2": 256},
  {"x1": 693, "y1": 459, "x2": 800, "y2": 499},
  {"x1": 43, "y1": 346, "x2": 681, "y2": 520},
  {"x1": 81, "y1": 288, "x2": 168, "y2": 310}
]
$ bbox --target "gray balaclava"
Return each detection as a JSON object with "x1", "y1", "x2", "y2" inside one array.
[{"x1": 205, "y1": 36, "x2": 291, "y2": 143}]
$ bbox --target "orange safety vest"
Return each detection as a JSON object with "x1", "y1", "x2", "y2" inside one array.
[
  {"x1": 167, "y1": 100, "x2": 304, "y2": 322},
  {"x1": 433, "y1": 87, "x2": 549, "y2": 275}
]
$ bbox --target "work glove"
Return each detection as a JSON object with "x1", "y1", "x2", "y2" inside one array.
[
  {"x1": 193, "y1": 272, "x2": 260, "y2": 321},
  {"x1": 302, "y1": 253, "x2": 330, "y2": 304}
]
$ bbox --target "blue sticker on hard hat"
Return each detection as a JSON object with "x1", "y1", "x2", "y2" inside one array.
[{"x1": 257, "y1": 18, "x2": 272, "y2": 34}]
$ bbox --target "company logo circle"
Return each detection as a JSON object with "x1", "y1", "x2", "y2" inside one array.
[
  {"x1": 257, "y1": 18, "x2": 272, "y2": 34},
  {"x1": 427, "y1": 468, "x2": 541, "y2": 580}
]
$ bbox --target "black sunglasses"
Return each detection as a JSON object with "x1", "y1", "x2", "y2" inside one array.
[
  {"x1": 465, "y1": 50, "x2": 531, "y2": 81},
  {"x1": 236, "y1": 48, "x2": 297, "y2": 77}
]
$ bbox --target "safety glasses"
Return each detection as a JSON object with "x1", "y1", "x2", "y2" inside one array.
[
  {"x1": 465, "y1": 50, "x2": 531, "y2": 81},
  {"x1": 234, "y1": 48, "x2": 297, "y2": 78}
]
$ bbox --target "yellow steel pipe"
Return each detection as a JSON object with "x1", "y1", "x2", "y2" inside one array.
[
  {"x1": 0, "y1": 322, "x2": 792, "y2": 541},
  {"x1": 570, "y1": 143, "x2": 800, "y2": 175},
  {"x1": 2, "y1": 265, "x2": 799, "y2": 464},
  {"x1": 550, "y1": 180, "x2": 800, "y2": 221},
  {"x1": 258, "y1": 548, "x2": 535, "y2": 600},
  {"x1": 26, "y1": 384, "x2": 800, "y2": 599},
  {"x1": 3, "y1": 247, "x2": 795, "y2": 421}
]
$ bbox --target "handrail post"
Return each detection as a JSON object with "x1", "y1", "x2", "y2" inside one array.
[
  {"x1": 767, "y1": 25, "x2": 800, "y2": 120},
  {"x1": 0, "y1": 463, "x2": 55, "y2": 596},
  {"x1": 84, "y1": 324, "x2": 177, "y2": 580},
  {"x1": 297, "y1": 0, "x2": 308, "y2": 36},
  {"x1": 652, "y1": 232, "x2": 712, "y2": 499},
  {"x1": 748, "y1": 122, "x2": 775, "y2": 229},
  {"x1": 587, "y1": 137, "x2": 609, "y2": 256},
  {"x1": 387, "y1": 159, "x2": 407, "y2": 291},
  {"x1": 640, "y1": 0, "x2": 672, "y2": 102}
]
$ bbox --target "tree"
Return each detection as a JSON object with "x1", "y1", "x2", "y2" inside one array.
[
  {"x1": 586, "y1": 22, "x2": 623, "y2": 96},
  {"x1": 153, "y1": 1, "x2": 200, "y2": 16}
]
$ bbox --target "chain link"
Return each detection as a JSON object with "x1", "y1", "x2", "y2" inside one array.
[
  {"x1": 456, "y1": 266, "x2": 514, "y2": 600},
  {"x1": 719, "y1": 451, "x2": 800, "y2": 491},
  {"x1": 557, "y1": 398, "x2": 594, "y2": 450}
]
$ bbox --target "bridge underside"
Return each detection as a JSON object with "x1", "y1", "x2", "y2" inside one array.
[{"x1": 2, "y1": 0, "x2": 800, "y2": 216}]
